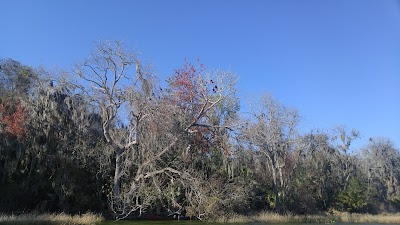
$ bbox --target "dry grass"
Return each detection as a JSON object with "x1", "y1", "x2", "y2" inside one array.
[
  {"x1": 0, "y1": 212, "x2": 104, "y2": 225},
  {"x1": 214, "y1": 211, "x2": 400, "y2": 223},
  {"x1": 3, "y1": 211, "x2": 400, "y2": 224},
  {"x1": 333, "y1": 212, "x2": 400, "y2": 223}
]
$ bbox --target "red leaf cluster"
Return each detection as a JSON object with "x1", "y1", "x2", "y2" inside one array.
[
  {"x1": 0, "y1": 99, "x2": 27, "y2": 138},
  {"x1": 170, "y1": 60, "x2": 205, "y2": 106},
  {"x1": 170, "y1": 60, "x2": 216, "y2": 153}
]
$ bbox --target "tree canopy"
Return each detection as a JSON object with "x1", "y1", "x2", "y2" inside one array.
[{"x1": 0, "y1": 41, "x2": 399, "y2": 219}]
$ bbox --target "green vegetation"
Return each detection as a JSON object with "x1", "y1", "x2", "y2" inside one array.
[
  {"x1": 0, "y1": 41, "x2": 399, "y2": 220},
  {"x1": 336, "y1": 177, "x2": 367, "y2": 212}
]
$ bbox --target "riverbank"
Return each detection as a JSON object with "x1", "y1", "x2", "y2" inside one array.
[
  {"x1": 215, "y1": 211, "x2": 400, "y2": 223},
  {"x1": 0, "y1": 212, "x2": 103, "y2": 225},
  {"x1": 2, "y1": 212, "x2": 400, "y2": 224}
]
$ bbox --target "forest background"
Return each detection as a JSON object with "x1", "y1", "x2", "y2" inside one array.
[{"x1": 0, "y1": 0, "x2": 399, "y2": 220}]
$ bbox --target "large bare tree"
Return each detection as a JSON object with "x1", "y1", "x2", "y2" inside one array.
[
  {"x1": 74, "y1": 42, "x2": 238, "y2": 219},
  {"x1": 243, "y1": 94, "x2": 299, "y2": 212}
]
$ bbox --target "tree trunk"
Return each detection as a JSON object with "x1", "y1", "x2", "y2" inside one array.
[
  {"x1": 1, "y1": 153, "x2": 8, "y2": 184},
  {"x1": 113, "y1": 148, "x2": 124, "y2": 196},
  {"x1": 1, "y1": 139, "x2": 10, "y2": 184},
  {"x1": 278, "y1": 164, "x2": 285, "y2": 206},
  {"x1": 0, "y1": 145, "x2": 2, "y2": 182},
  {"x1": 29, "y1": 154, "x2": 37, "y2": 178},
  {"x1": 269, "y1": 153, "x2": 280, "y2": 212},
  {"x1": 272, "y1": 166, "x2": 280, "y2": 212}
]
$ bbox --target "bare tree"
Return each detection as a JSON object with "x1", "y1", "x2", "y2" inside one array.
[
  {"x1": 74, "y1": 42, "x2": 238, "y2": 219},
  {"x1": 74, "y1": 41, "x2": 140, "y2": 199},
  {"x1": 331, "y1": 126, "x2": 360, "y2": 189},
  {"x1": 243, "y1": 93, "x2": 299, "y2": 212},
  {"x1": 362, "y1": 137, "x2": 400, "y2": 202}
]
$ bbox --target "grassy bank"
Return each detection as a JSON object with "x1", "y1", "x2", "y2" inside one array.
[
  {"x1": 215, "y1": 211, "x2": 400, "y2": 223},
  {"x1": 0, "y1": 213, "x2": 104, "y2": 225},
  {"x1": 2, "y1": 212, "x2": 400, "y2": 224}
]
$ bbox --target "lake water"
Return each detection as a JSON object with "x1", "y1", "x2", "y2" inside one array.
[
  {"x1": 100, "y1": 221, "x2": 205, "y2": 225},
  {"x1": 100, "y1": 221, "x2": 397, "y2": 225}
]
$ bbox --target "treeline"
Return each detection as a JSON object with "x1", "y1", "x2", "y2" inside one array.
[{"x1": 0, "y1": 41, "x2": 399, "y2": 220}]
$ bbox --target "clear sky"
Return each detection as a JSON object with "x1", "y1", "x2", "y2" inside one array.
[{"x1": 1, "y1": 0, "x2": 399, "y2": 149}]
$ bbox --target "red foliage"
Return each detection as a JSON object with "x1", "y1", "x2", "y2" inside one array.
[
  {"x1": 193, "y1": 126, "x2": 211, "y2": 152},
  {"x1": 0, "y1": 99, "x2": 27, "y2": 138},
  {"x1": 169, "y1": 60, "x2": 215, "y2": 153},
  {"x1": 170, "y1": 60, "x2": 205, "y2": 107}
]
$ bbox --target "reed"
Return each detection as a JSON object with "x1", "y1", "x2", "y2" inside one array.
[
  {"x1": 214, "y1": 211, "x2": 400, "y2": 223},
  {"x1": 334, "y1": 212, "x2": 400, "y2": 223},
  {"x1": 0, "y1": 212, "x2": 104, "y2": 225}
]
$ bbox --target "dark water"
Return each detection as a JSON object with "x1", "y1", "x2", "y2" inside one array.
[
  {"x1": 100, "y1": 220, "x2": 400, "y2": 225},
  {"x1": 100, "y1": 222, "x2": 394, "y2": 225},
  {"x1": 100, "y1": 221, "x2": 206, "y2": 225}
]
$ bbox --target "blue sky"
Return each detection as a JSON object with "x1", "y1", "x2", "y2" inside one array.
[{"x1": 1, "y1": 0, "x2": 399, "y2": 149}]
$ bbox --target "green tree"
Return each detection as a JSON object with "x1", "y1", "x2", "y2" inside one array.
[{"x1": 336, "y1": 177, "x2": 367, "y2": 212}]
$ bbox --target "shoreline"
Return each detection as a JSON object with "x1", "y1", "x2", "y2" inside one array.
[
  {"x1": 214, "y1": 211, "x2": 400, "y2": 223},
  {"x1": 2, "y1": 212, "x2": 400, "y2": 224},
  {"x1": 0, "y1": 213, "x2": 103, "y2": 225}
]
